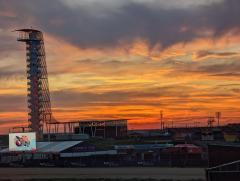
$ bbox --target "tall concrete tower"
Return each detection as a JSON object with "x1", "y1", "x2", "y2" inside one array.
[{"x1": 16, "y1": 29, "x2": 52, "y2": 139}]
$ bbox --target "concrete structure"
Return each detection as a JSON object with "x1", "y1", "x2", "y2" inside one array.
[{"x1": 49, "y1": 119, "x2": 128, "y2": 138}]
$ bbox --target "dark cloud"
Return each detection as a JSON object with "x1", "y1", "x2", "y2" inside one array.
[
  {"x1": 0, "y1": 0, "x2": 239, "y2": 49},
  {"x1": 0, "y1": 65, "x2": 25, "y2": 81},
  {"x1": 50, "y1": 84, "x2": 235, "y2": 109},
  {"x1": 0, "y1": 119, "x2": 26, "y2": 126},
  {"x1": 211, "y1": 73, "x2": 240, "y2": 77},
  {"x1": 195, "y1": 50, "x2": 239, "y2": 59},
  {"x1": 231, "y1": 88, "x2": 240, "y2": 93},
  {"x1": 198, "y1": 59, "x2": 240, "y2": 76},
  {"x1": 0, "y1": 94, "x2": 26, "y2": 112},
  {"x1": 165, "y1": 56, "x2": 240, "y2": 78}
]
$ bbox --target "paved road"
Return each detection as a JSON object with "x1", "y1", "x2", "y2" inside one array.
[{"x1": 0, "y1": 167, "x2": 206, "y2": 180}]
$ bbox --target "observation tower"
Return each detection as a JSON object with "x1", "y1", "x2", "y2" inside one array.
[{"x1": 16, "y1": 29, "x2": 52, "y2": 139}]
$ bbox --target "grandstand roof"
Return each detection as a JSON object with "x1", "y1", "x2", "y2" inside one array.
[{"x1": 0, "y1": 141, "x2": 82, "y2": 153}]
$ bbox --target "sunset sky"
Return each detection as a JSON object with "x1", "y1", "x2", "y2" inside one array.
[{"x1": 0, "y1": 0, "x2": 240, "y2": 133}]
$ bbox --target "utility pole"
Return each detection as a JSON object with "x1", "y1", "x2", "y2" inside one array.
[
  {"x1": 160, "y1": 110, "x2": 163, "y2": 130},
  {"x1": 194, "y1": 121, "x2": 200, "y2": 128},
  {"x1": 215, "y1": 112, "x2": 221, "y2": 127},
  {"x1": 207, "y1": 117, "x2": 215, "y2": 128}
]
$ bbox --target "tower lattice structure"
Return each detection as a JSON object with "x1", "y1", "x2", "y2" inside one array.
[{"x1": 16, "y1": 29, "x2": 52, "y2": 139}]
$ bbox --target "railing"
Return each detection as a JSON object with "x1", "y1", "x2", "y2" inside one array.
[
  {"x1": 206, "y1": 160, "x2": 240, "y2": 181},
  {"x1": 17, "y1": 31, "x2": 43, "y2": 41}
]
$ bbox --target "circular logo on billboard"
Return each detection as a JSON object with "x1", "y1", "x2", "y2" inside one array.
[{"x1": 15, "y1": 135, "x2": 30, "y2": 147}]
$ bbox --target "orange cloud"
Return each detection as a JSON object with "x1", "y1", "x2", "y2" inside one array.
[{"x1": 1, "y1": 32, "x2": 240, "y2": 134}]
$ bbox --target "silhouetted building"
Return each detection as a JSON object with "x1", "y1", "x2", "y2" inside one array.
[{"x1": 74, "y1": 119, "x2": 128, "y2": 138}]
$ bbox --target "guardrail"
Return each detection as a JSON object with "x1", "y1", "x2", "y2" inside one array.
[{"x1": 206, "y1": 160, "x2": 240, "y2": 181}]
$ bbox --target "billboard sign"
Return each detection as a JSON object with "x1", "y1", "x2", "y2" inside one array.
[{"x1": 9, "y1": 132, "x2": 36, "y2": 151}]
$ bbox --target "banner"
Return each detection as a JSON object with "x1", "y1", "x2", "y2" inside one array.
[{"x1": 9, "y1": 132, "x2": 36, "y2": 151}]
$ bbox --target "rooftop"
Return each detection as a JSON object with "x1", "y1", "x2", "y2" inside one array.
[{"x1": 0, "y1": 141, "x2": 82, "y2": 153}]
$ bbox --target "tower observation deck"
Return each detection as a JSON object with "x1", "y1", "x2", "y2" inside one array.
[{"x1": 16, "y1": 29, "x2": 53, "y2": 139}]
